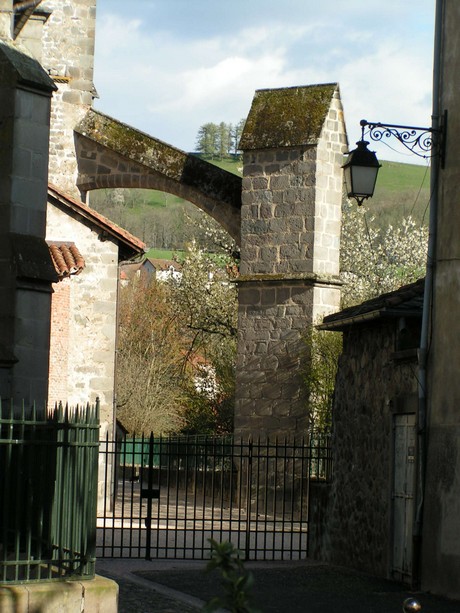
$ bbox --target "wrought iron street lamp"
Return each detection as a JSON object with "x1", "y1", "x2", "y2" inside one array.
[
  {"x1": 342, "y1": 138, "x2": 381, "y2": 206},
  {"x1": 343, "y1": 115, "x2": 446, "y2": 206}
]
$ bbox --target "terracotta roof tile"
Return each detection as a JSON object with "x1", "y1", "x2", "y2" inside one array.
[
  {"x1": 146, "y1": 258, "x2": 182, "y2": 271},
  {"x1": 48, "y1": 242, "x2": 85, "y2": 278}
]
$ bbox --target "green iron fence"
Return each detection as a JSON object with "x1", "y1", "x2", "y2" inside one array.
[{"x1": 0, "y1": 400, "x2": 100, "y2": 584}]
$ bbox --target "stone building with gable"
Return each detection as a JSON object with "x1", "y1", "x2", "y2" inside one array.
[{"x1": 46, "y1": 184, "x2": 145, "y2": 434}]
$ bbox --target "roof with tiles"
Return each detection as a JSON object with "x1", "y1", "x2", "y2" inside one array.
[
  {"x1": 47, "y1": 184, "x2": 145, "y2": 257},
  {"x1": 146, "y1": 258, "x2": 182, "y2": 271},
  {"x1": 48, "y1": 242, "x2": 85, "y2": 279},
  {"x1": 320, "y1": 278, "x2": 425, "y2": 331}
]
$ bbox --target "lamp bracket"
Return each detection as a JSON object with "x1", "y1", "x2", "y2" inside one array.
[{"x1": 360, "y1": 112, "x2": 446, "y2": 166}]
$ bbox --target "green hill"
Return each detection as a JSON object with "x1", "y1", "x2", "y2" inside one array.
[
  {"x1": 88, "y1": 155, "x2": 430, "y2": 251},
  {"x1": 369, "y1": 160, "x2": 431, "y2": 226}
]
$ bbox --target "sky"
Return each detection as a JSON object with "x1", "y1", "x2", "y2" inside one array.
[{"x1": 93, "y1": 0, "x2": 435, "y2": 164}]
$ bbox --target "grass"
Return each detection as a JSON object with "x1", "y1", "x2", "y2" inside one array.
[
  {"x1": 370, "y1": 160, "x2": 431, "y2": 226},
  {"x1": 145, "y1": 248, "x2": 180, "y2": 260},
  {"x1": 375, "y1": 159, "x2": 431, "y2": 192}
]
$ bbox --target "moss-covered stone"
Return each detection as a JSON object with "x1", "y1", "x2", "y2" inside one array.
[
  {"x1": 239, "y1": 83, "x2": 337, "y2": 150},
  {"x1": 75, "y1": 109, "x2": 242, "y2": 208}
]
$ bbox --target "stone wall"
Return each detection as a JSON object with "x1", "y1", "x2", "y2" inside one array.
[
  {"x1": 235, "y1": 279, "x2": 315, "y2": 439},
  {"x1": 46, "y1": 202, "x2": 119, "y2": 435},
  {"x1": 36, "y1": 0, "x2": 97, "y2": 196},
  {"x1": 312, "y1": 321, "x2": 418, "y2": 577}
]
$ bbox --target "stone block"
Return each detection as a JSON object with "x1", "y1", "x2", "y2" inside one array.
[
  {"x1": 260, "y1": 287, "x2": 276, "y2": 306},
  {"x1": 275, "y1": 286, "x2": 292, "y2": 304},
  {"x1": 0, "y1": 576, "x2": 118, "y2": 613},
  {"x1": 62, "y1": 90, "x2": 83, "y2": 105},
  {"x1": 269, "y1": 175, "x2": 290, "y2": 190},
  {"x1": 243, "y1": 163, "x2": 263, "y2": 176},
  {"x1": 259, "y1": 201, "x2": 274, "y2": 219}
]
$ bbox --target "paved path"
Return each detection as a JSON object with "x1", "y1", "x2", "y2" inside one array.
[{"x1": 96, "y1": 558, "x2": 460, "y2": 613}]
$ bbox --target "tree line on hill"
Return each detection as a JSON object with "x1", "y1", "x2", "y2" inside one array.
[{"x1": 194, "y1": 119, "x2": 246, "y2": 159}]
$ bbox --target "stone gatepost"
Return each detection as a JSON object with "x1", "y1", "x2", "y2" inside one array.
[{"x1": 234, "y1": 84, "x2": 347, "y2": 440}]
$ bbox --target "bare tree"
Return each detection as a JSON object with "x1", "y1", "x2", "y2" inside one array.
[{"x1": 116, "y1": 278, "x2": 189, "y2": 434}]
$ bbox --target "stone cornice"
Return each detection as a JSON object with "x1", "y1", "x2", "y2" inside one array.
[{"x1": 235, "y1": 272, "x2": 342, "y2": 287}]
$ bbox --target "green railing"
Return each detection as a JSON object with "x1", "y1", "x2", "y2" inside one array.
[
  {"x1": 0, "y1": 400, "x2": 99, "y2": 584},
  {"x1": 120, "y1": 434, "x2": 233, "y2": 469}
]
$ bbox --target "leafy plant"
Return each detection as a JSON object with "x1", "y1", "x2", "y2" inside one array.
[
  {"x1": 303, "y1": 327, "x2": 342, "y2": 431},
  {"x1": 203, "y1": 539, "x2": 260, "y2": 613}
]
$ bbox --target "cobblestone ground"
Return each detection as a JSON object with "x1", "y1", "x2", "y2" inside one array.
[{"x1": 102, "y1": 571, "x2": 202, "y2": 613}]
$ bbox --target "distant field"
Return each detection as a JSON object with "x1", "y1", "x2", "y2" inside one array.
[
  {"x1": 199, "y1": 157, "x2": 243, "y2": 175},
  {"x1": 369, "y1": 160, "x2": 431, "y2": 225},
  {"x1": 145, "y1": 248, "x2": 179, "y2": 260},
  {"x1": 376, "y1": 159, "x2": 430, "y2": 192}
]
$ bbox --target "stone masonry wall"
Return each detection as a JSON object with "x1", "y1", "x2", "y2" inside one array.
[
  {"x1": 235, "y1": 280, "x2": 314, "y2": 439},
  {"x1": 46, "y1": 202, "x2": 118, "y2": 437},
  {"x1": 313, "y1": 90, "x2": 345, "y2": 277},
  {"x1": 239, "y1": 146, "x2": 317, "y2": 277},
  {"x1": 0, "y1": 1, "x2": 12, "y2": 40},
  {"x1": 313, "y1": 322, "x2": 418, "y2": 577},
  {"x1": 40, "y1": 0, "x2": 97, "y2": 196}
]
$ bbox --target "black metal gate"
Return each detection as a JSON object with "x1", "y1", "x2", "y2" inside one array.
[{"x1": 97, "y1": 433, "x2": 331, "y2": 561}]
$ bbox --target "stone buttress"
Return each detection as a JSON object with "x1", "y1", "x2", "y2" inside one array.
[{"x1": 234, "y1": 84, "x2": 347, "y2": 440}]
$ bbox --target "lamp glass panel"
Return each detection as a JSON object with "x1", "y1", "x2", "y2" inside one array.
[{"x1": 351, "y1": 165, "x2": 379, "y2": 197}]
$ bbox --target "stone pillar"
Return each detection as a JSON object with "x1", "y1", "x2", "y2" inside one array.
[
  {"x1": 0, "y1": 40, "x2": 57, "y2": 406},
  {"x1": 234, "y1": 84, "x2": 347, "y2": 440}
]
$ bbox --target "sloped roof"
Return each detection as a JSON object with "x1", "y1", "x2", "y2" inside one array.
[
  {"x1": 320, "y1": 278, "x2": 425, "y2": 331},
  {"x1": 119, "y1": 261, "x2": 142, "y2": 281},
  {"x1": 48, "y1": 184, "x2": 145, "y2": 258},
  {"x1": 48, "y1": 242, "x2": 85, "y2": 278},
  {"x1": 146, "y1": 258, "x2": 182, "y2": 271},
  {"x1": 0, "y1": 39, "x2": 56, "y2": 93},
  {"x1": 239, "y1": 83, "x2": 338, "y2": 150}
]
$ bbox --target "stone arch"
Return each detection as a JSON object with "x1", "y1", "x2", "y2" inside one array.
[{"x1": 74, "y1": 109, "x2": 242, "y2": 243}]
